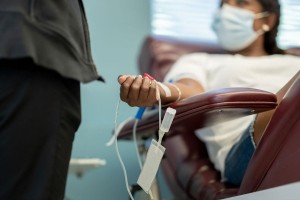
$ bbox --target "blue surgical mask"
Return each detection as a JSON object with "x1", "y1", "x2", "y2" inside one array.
[{"x1": 212, "y1": 4, "x2": 269, "y2": 52}]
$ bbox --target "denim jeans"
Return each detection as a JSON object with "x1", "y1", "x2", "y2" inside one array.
[{"x1": 224, "y1": 125, "x2": 255, "y2": 186}]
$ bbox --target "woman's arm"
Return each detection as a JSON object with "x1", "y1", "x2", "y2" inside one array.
[{"x1": 118, "y1": 75, "x2": 205, "y2": 107}]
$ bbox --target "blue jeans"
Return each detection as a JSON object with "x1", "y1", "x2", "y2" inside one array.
[{"x1": 224, "y1": 125, "x2": 255, "y2": 186}]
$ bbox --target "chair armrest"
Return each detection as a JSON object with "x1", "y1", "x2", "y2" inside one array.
[{"x1": 117, "y1": 87, "x2": 277, "y2": 140}]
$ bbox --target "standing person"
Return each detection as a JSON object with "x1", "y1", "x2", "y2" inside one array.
[
  {"x1": 0, "y1": 1, "x2": 104, "y2": 199},
  {"x1": 118, "y1": 0, "x2": 300, "y2": 186}
]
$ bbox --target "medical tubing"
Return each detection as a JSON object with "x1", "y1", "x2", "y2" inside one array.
[
  {"x1": 133, "y1": 119, "x2": 142, "y2": 169},
  {"x1": 114, "y1": 73, "x2": 159, "y2": 200},
  {"x1": 158, "y1": 98, "x2": 162, "y2": 129},
  {"x1": 132, "y1": 95, "x2": 161, "y2": 200},
  {"x1": 133, "y1": 82, "x2": 162, "y2": 169},
  {"x1": 106, "y1": 117, "x2": 133, "y2": 147},
  {"x1": 135, "y1": 107, "x2": 146, "y2": 120},
  {"x1": 114, "y1": 99, "x2": 134, "y2": 200}
]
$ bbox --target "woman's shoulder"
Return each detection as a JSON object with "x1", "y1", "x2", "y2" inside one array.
[
  {"x1": 179, "y1": 52, "x2": 233, "y2": 62},
  {"x1": 270, "y1": 53, "x2": 300, "y2": 58},
  {"x1": 268, "y1": 54, "x2": 300, "y2": 63}
]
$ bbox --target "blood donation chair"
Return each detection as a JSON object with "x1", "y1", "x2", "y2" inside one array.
[{"x1": 117, "y1": 36, "x2": 300, "y2": 200}]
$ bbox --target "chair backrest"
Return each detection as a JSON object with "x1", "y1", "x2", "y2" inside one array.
[
  {"x1": 239, "y1": 75, "x2": 300, "y2": 194},
  {"x1": 138, "y1": 36, "x2": 225, "y2": 82},
  {"x1": 138, "y1": 35, "x2": 300, "y2": 81}
]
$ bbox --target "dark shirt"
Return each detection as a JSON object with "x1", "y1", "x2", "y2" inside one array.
[{"x1": 0, "y1": 0, "x2": 103, "y2": 82}]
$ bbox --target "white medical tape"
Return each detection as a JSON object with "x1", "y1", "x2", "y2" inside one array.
[{"x1": 157, "y1": 82, "x2": 171, "y2": 97}]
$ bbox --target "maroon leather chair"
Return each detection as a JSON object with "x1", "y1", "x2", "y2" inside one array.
[
  {"x1": 118, "y1": 36, "x2": 300, "y2": 200},
  {"x1": 239, "y1": 73, "x2": 300, "y2": 194}
]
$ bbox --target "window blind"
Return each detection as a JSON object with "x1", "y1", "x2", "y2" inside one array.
[
  {"x1": 278, "y1": 0, "x2": 300, "y2": 48},
  {"x1": 151, "y1": 0, "x2": 300, "y2": 48}
]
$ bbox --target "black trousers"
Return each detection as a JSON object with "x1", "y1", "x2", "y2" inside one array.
[{"x1": 0, "y1": 59, "x2": 81, "y2": 200}]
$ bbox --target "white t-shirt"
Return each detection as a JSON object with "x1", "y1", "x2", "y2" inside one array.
[{"x1": 164, "y1": 53, "x2": 300, "y2": 178}]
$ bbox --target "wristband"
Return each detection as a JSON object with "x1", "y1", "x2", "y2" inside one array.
[{"x1": 171, "y1": 84, "x2": 182, "y2": 102}]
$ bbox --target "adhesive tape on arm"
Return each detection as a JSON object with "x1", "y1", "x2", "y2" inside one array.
[{"x1": 157, "y1": 82, "x2": 171, "y2": 97}]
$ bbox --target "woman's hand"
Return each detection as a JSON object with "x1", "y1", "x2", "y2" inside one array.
[
  {"x1": 118, "y1": 75, "x2": 159, "y2": 107},
  {"x1": 118, "y1": 74, "x2": 205, "y2": 107}
]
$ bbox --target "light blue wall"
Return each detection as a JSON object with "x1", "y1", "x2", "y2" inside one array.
[{"x1": 65, "y1": 1, "x2": 153, "y2": 199}]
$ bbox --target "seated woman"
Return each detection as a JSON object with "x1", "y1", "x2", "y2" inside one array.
[{"x1": 118, "y1": 0, "x2": 300, "y2": 186}]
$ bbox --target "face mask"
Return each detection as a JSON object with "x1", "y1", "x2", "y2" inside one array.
[{"x1": 212, "y1": 4, "x2": 269, "y2": 52}]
